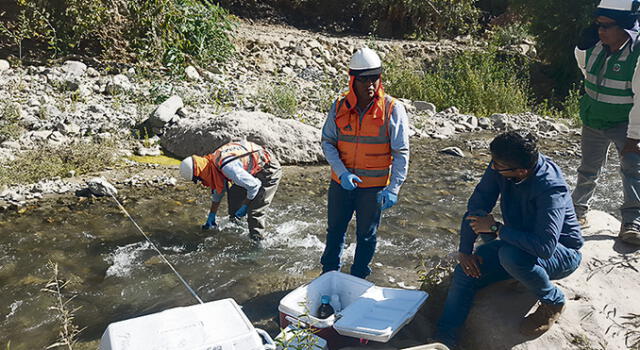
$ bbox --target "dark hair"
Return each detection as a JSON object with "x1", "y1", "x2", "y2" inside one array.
[{"x1": 489, "y1": 130, "x2": 539, "y2": 169}]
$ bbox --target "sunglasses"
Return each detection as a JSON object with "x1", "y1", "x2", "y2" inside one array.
[
  {"x1": 594, "y1": 21, "x2": 618, "y2": 29},
  {"x1": 355, "y1": 75, "x2": 380, "y2": 83},
  {"x1": 490, "y1": 160, "x2": 519, "y2": 173}
]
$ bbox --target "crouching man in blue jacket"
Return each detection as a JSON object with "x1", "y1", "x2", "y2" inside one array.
[{"x1": 435, "y1": 131, "x2": 584, "y2": 348}]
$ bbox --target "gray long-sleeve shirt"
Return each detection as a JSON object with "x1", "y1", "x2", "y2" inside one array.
[
  {"x1": 321, "y1": 99, "x2": 410, "y2": 195},
  {"x1": 210, "y1": 159, "x2": 262, "y2": 202}
]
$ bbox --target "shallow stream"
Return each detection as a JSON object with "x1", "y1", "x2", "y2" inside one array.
[{"x1": 0, "y1": 134, "x2": 624, "y2": 349}]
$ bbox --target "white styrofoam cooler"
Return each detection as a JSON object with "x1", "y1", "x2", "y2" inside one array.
[
  {"x1": 100, "y1": 298, "x2": 275, "y2": 350},
  {"x1": 278, "y1": 271, "x2": 428, "y2": 343}
]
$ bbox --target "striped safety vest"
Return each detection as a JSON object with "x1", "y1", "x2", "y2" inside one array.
[
  {"x1": 211, "y1": 141, "x2": 271, "y2": 176},
  {"x1": 331, "y1": 95, "x2": 395, "y2": 188},
  {"x1": 580, "y1": 38, "x2": 640, "y2": 129}
]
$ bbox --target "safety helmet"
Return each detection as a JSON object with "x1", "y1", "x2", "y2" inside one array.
[
  {"x1": 349, "y1": 47, "x2": 382, "y2": 76},
  {"x1": 179, "y1": 156, "x2": 194, "y2": 181},
  {"x1": 596, "y1": 0, "x2": 640, "y2": 29},
  {"x1": 598, "y1": 0, "x2": 640, "y2": 12}
]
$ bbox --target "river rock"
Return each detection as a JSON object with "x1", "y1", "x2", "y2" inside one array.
[
  {"x1": 136, "y1": 145, "x2": 162, "y2": 157},
  {"x1": 478, "y1": 117, "x2": 491, "y2": 129},
  {"x1": 0, "y1": 60, "x2": 9, "y2": 72},
  {"x1": 414, "y1": 101, "x2": 437, "y2": 116},
  {"x1": 145, "y1": 95, "x2": 184, "y2": 134},
  {"x1": 490, "y1": 113, "x2": 515, "y2": 130},
  {"x1": 434, "y1": 121, "x2": 456, "y2": 138},
  {"x1": 1, "y1": 141, "x2": 20, "y2": 150},
  {"x1": 105, "y1": 74, "x2": 132, "y2": 95},
  {"x1": 56, "y1": 122, "x2": 81, "y2": 135},
  {"x1": 185, "y1": 66, "x2": 201, "y2": 81},
  {"x1": 160, "y1": 111, "x2": 323, "y2": 164},
  {"x1": 86, "y1": 67, "x2": 100, "y2": 77},
  {"x1": 87, "y1": 177, "x2": 118, "y2": 197},
  {"x1": 439, "y1": 146, "x2": 465, "y2": 157},
  {"x1": 0, "y1": 148, "x2": 15, "y2": 163},
  {"x1": 61, "y1": 61, "x2": 87, "y2": 77},
  {"x1": 461, "y1": 210, "x2": 640, "y2": 350}
]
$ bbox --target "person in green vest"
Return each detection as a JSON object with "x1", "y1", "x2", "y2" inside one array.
[{"x1": 574, "y1": 0, "x2": 640, "y2": 245}]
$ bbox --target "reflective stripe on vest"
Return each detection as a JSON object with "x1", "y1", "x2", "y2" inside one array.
[
  {"x1": 579, "y1": 38, "x2": 640, "y2": 129},
  {"x1": 585, "y1": 72, "x2": 632, "y2": 90},
  {"x1": 213, "y1": 141, "x2": 270, "y2": 175},
  {"x1": 331, "y1": 95, "x2": 395, "y2": 187},
  {"x1": 583, "y1": 41, "x2": 637, "y2": 106}
]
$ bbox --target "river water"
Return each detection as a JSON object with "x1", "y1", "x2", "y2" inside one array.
[{"x1": 0, "y1": 133, "x2": 623, "y2": 349}]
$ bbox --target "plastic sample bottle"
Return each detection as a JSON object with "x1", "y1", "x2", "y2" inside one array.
[
  {"x1": 330, "y1": 294, "x2": 341, "y2": 312},
  {"x1": 317, "y1": 295, "x2": 335, "y2": 319}
]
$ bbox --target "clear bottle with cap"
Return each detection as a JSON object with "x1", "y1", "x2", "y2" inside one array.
[{"x1": 317, "y1": 295, "x2": 335, "y2": 319}]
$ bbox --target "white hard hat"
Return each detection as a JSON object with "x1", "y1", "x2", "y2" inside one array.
[
  {"x1": 349, "y1": 47, "x2": 382, "y2": 76},
  {"x1": 598, "y1": 0, "x2": 639, "y2": 11},
  {"x1": 179, "y1": 156, "x2": 194, "y2": 181}
]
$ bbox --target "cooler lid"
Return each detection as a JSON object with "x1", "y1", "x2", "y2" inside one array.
[
  {"x1": 333, "y1": 288, "x2": 428, "y2": 343},
  {"x1": 100, "y1": 298, "x2": 263, "y2": 350}
]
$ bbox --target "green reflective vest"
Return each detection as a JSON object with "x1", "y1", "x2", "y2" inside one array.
[{"x1": 580, "y1": 39, "x2": 640, "y2": 129}]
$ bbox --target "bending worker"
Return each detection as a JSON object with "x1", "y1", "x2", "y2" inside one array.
[
  {"x1": 179, "y1": 140, "x2": 281, "y2": 241},
  {"x1": 320, "y1": 47, "x2": 410, "y2": 279}
]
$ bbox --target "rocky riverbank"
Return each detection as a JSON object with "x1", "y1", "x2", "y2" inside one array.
[{"x1": 0, "y1": 21, "x2": 573, "y2": 209}]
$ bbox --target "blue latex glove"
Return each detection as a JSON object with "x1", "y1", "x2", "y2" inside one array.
[
  {"x1": 339, "y1": 172, "x2": 362, "y2": 191},
  {"x1": 235, "y1": 204, "x2": 249, "y2": 218},
  {"x1": 376, "y1": 190, "x2": 398, "y2": 210},
  {"x1": 202, "y1": 212, "x2": 217, "y2": 230}
]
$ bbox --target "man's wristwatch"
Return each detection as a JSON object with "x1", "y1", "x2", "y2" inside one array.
[{"x1": 490, "y1": 222, "x2": 503, "y2": 234}]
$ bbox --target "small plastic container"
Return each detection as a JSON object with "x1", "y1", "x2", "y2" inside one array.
[{"x1": 100, "y1": 298, "x2": 275, "y2": 350}]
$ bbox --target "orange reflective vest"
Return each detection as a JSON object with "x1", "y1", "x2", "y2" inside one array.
[
  {"x1": 192, "y1": 141, "x2": 272, "y2": 194},
  {"x1": 331, "y1": 83, "x2": 395, "y2": 188}
]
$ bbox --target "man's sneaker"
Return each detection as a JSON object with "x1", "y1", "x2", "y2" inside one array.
[
  {"x1": 619, "y1": 223, "x2": 640, "y2": 245},
  {"x1": 519, "y1": 302, "x2": 565, "y2": 336}
]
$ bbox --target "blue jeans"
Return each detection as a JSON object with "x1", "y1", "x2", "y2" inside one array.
[
  {"x1": 435, "y1": 240, "x2": 582, "y2": 348},
  {"x1": 572, "y1": 123, "x2": 640, "y2": 225},
  {"x1": 320, "y1": 180, "x2": 383, "y2": 279}
]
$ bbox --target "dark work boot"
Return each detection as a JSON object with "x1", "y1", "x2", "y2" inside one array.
[
  {"x1": 519, "y1": 302, "x2": 565, "y2": 336},
  {"x1": 620, "y1": 223, "x2": 640, "y2": 246}
]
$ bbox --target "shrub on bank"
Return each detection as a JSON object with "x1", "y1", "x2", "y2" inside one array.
[
  {"x1": 218, "y1": 0, "x2": 480, "y2": 39},
  {"x1": 510, "y1": 0, "x2": 595, "y2": 97},
  {"x1": 0, "y1": 103, "x2": 24, "y2": 143},
  {"x1": 0, "y1": 0, "x2": 236, "y2": 68},
  {"x1": 0, "y1": 141, "x2": 118, "y2": 186},
  {"x1": 261, "y1": 82, "x2": 299, "y2": 118},
  {"x1": 357, "y1": 0, "x2": 481, "y2": 39},
  {"x1": 384, "y1": 50, "x2": 531, "y2": 117}
]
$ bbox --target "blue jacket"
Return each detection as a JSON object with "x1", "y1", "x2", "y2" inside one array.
[{"x1": 459, "y1": 154, "x2": 584, "y2": 259}]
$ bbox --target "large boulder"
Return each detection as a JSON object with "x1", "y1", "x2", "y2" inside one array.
[
  {"x1": 462, "y1": 210, "x2": 640, "y2": 350},
  {"x1": 160, "y1": 111, "x2": 324, "y2": 164}
]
